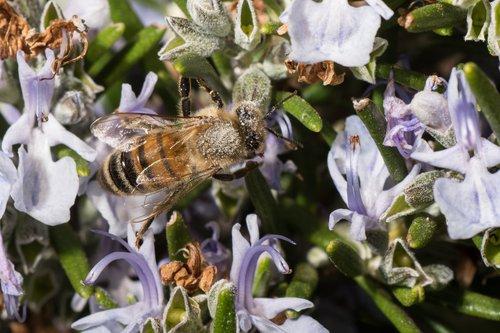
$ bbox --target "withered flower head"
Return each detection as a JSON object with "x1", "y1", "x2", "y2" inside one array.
[
  {"x1": 0, "y1": 0, "x2": 88, "y2": 73},
  {"x1": 159, "y1": 242, "x2": 217, "y2": 293},
  {"x1": 285, "y1": 59, "x2": 345, "y2": 86}
]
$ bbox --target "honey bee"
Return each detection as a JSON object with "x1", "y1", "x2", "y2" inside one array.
[
  {"x1": 0, "y1": 0, "x2": 88, "y2": 73},
  {"x1": 92, "y1": 77, "x2": 283, "y2": 244}
]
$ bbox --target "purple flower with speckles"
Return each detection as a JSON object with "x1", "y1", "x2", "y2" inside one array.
[
  {"x1": 411, "y1": 68, "x2": 500, "y2": 239},
  {"x1": 230, "y1": 214, "x2": 328, "y2": 333},
  {"x1": 328, "y1": 116, "x2": 420, "y2": 241}
]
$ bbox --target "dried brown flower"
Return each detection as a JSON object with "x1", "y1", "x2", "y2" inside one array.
[
  {"x1": 0, "y1": 0, "x2": 88, "y2": 73},
  {"x1": 285, "y1": 59, "x2": 345, "y2": 86},
  {"x1": 159, "y1": 242, "x2": 217, "y2": 293}
]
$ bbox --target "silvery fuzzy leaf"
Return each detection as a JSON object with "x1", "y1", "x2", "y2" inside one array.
[
  {"x1": 40, "y1": 0, "x2": 64, "y2": 30},
  {"x1": 261, "y1": 36, "x2": 290, "y2": 80},
  {"x1": 142, "y1": 318, "x2": 162, "y2": 333},
  {"x1": 232, "y1": 67, "x2": 271, "y2": 112},
  {"x1": 479, "y1": 228, "x2": 500, "y2": 268},
  {"x1": 380, "y1": 238, "x2": 433, "y2": 288},
  {"x1": 163, "y1": 287, "x2": 206, "y2": 333},
  {"x1": 422, "y1": 264, "x2": 454, "y2": 290},
  {"x1": 350, "y1": 37, "x2": 388, "y2": 84},
  {"x1": 425, "y1": 127, "x2": 457, "y2": 148},
  {"x1": 159, "y1": 17, "x2": 225, "y2": 61},
  {"x1": 465, "y1": 0, "x2": 490, "y2": 41},
  {"x1": 403, "y1": 170, "x2": 450, "y2": 208},
  {"x1": 234, "y1": 0, "x2": 261, "y2": 51},
  {"x1": 187, "y1": 0, "x2": 231, "y2": 37}
]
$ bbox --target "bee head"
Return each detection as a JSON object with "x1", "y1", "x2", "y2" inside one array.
[{"x1": 235, "y1": 103, "x2": 265, "y2": 157}]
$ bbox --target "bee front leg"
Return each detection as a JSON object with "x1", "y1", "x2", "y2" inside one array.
[
  {"x1": 179, "y1": 76, "x2": 192, "y2": 117},
  {"x1": 212, "y1": 161, "x2": 260, "y2": 181}
]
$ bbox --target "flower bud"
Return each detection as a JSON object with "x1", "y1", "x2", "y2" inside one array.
[
  {"x1": 232, "y1": 67, "x2": 271, "y2": 111},
  {"x1": 159, "y1": 17, "x2": 224, "y2": 61},
  {"x1": 326, "y1": 239, "x2": 364, "y2": 278},
  {"x1": 392, "y1": 285, "x2": 425, "y2": 307},
  {"x1": 187, "y1": 0, "x2": 231, "y2": 37},
  {"x1": 407, "y1": 215, "x2": 441, "y2": 249},
  {"x1": 53, "y1": 91, "x2": 87, "y2": 125},
  {"x1": 410, "y1": 91, "x2": 450, "y2": 131},
  {"x1": 234, "y1": 0, "x2": 261, "y2": 51},
  {"x1": 162, "y1": 287, "x2": 204, "y2": 332},
  {"x1": 403, "y1": 170, "x2": 446, "y2": 208}
]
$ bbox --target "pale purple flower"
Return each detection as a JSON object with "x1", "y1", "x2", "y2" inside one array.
[
  {"x1": 231, "y1": 214, "x2": 328, "y2": 333},
  {"x1": 0, "y1": 230, "x2": 25, "y2": 321},
  {"x1": 55, "y1": 0, "x2": 111, "y2": 31},
  {"x1": 280, "y1": 0, "x2": 393, "y2": 67},
  {"x1": 328, "y1": 116, "x2": 420, "y2": 241},
  {"x1": 72, "y1": 227, "x2": 163, "y2": 332},
  {"x1": 118, "y1": 72, "x2": 158, "y2": 114},
  {"x1": 200, "y1": 221, "x2": 231, "y2": 274},
  {"x1": 0, "y1": 152, "x2": 16, "y2": 218},
  {"x1": 383, "y1": 77, "x2": 425, "y2": 158},
  {"x1": 1, "y1": 51, "x2": 95, "y2": 225},
  {"x1": 411, "y1": 68, "x2": 500, "y2": 239}
]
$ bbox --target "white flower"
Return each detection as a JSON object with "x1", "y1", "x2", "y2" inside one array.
[
  {"x1": 280, "y1": 0, "x2": 393, "y2": 67},
  {"x1": 328, "y1": 116, "x2": 420, "y2": 241},
  {"x1": 55, "y1": 0, "x2": 111, "y2": 30},
  {"x1": 411, "y1": 68, "x2": 500, "y2": 239},
  {"x1": 1, "y1": 51, "x2": 95, "y2": 225}
]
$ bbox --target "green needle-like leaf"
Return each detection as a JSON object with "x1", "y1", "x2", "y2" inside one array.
[
  {"x1": 87, "y1": 23, "x2": 125, "y2": 65},
  {"x1": 108, "y1": 0, "x2": 143, "y2": 40},
  {"x1": 49, "y1": 224, "x2": 93, "y2": 298},
  {"x1": 403, "y1": 3, "x2": 467, "y2": 33},
  {"x1": 245, "y1": 169, "x2": 279, "y2": 234},
  {"x1": 463, "y1": 62, "x2": 500, "y2": 140},
  {"x1": 376, "y1": 64, "x2": 427, "y2": 91},
  {"x1": 277, "y1": 92, "x2": 323, "y2": 132},
  {"x1": 166, "y1": 211, "x2": 192, "y2": 263},
  {"x1": 212, "y1": 285, "x2": 237, "y2": 333},
  {"x1": 105, "y1": 26, "x2": 166, "y2": 86}
]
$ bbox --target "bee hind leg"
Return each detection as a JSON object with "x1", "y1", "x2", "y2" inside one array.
[
  {"x1": 196, "y1": 78, "x2": 224, "y2": 110},
  {"x1": 212, "y1": 161, "x2": 260, "y2": 181}
]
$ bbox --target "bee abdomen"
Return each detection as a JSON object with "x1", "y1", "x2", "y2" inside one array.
[{"x1": 98, "y1": 151, "x2": 139, "y2": 195}]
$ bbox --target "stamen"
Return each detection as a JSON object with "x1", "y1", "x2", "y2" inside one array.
[{"x1": 346, "y1": 135, "x2": 367, "y2": 215}]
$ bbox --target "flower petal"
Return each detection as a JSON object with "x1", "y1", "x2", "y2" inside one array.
[
  {"x1": 11, "y1": 130, "x2": 79, "y2": 225},
  {"x1": 434, "y1": 157, "x2": 500, "y2": 239},
  {"x1": 328, "y1": 209, "x2": 353, "y2": 230},
  {"x1": 411, "y1": 143, "x2": 468, "y2": 173},
  {"x1": 230, "y1": 223, "x2": 251, "y2": 282},
  {"x1": 0, "y1": 102, "x2": 21, "y2": 125},
  {"x1": 251, "y1": 314, "x2": 286, "y2": 333},
  {"x1": 253, "y1": 297, "x2": 313, "y2": 319},
  {"x1": 43, "y1": 115, "x2": 97, "y2": 161},
  {"x1": 286, "y1": 0, "x2": 381, "y2": 67},
  {"x1": 118, "y1": 72, "x2": 158, "y2": 114},
  {"x1": 2, "y1": 112, "x2": 34, "y2": 156},
  {"x1": 71, "y1": 303, "x2": 145, "y2": 330},
  {"x1": 0, "y1": 152, "x2": 17, "y2": 217}
]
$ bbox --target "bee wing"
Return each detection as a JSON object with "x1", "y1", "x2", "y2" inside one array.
[
  {"x1": 133, "y1": 165, "x2": 219, "y2": 223},
  {"x1": 91, "y1": 113, "x2": 207, "y2": 152}
]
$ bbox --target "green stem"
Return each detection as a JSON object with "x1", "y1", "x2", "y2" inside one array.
[
  {"x1": 245, "y1": 169, "x2": 279, "y2": 234},
  {"x1": 355, "y1": 276, "x2": 422, "y2": 333},
  {"x1": 354, "y1": 99, "x2": 409, "y2": 182},
  {"x1": 166, "y1": 212, "x2": 192, "y2": 262}
]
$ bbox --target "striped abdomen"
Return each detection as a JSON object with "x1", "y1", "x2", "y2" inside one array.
[{"x1": 98, "y1": 132, "x2": 194, "y2": 195}]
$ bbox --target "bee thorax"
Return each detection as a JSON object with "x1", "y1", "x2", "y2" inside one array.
[{"x1": 197, "y1": 121, "x2": 243, "y2": 161}]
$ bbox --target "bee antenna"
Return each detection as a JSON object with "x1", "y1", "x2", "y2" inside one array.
[
  {"x1": 266, "y1": 126, "x2": 303, "y2": 150},
  {"x1": 265, "y1": 90, "x2": 298, "y2": 119}
]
